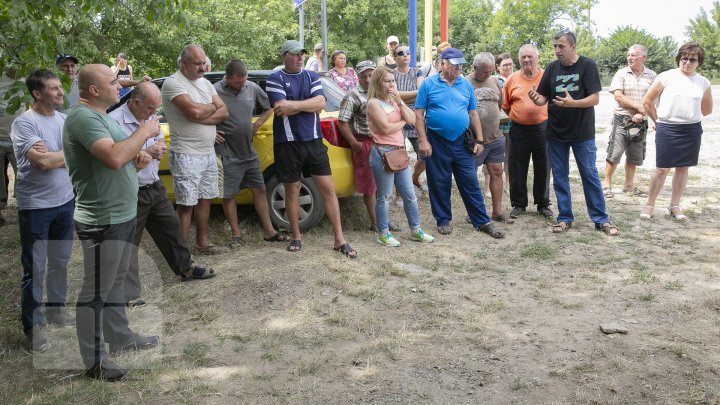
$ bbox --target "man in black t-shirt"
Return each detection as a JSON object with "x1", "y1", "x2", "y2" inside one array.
[{"x1": 528, "y1": 29, "x2": 618, "y2": 236}]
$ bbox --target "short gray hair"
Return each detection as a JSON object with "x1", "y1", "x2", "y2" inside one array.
[
  {"x1": 472, "y1": 52, "x2": 495, "y2": 68},
  {"x1": 518, "y1": 43, "x2": 540, "y2": 59},
  {"x1": 629, "y1": 44, "x2": 648, "y2": 57}
]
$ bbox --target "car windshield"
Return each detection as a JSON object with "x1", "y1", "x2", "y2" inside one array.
[{"x1": 318, "y1": 77, "x2": 344, "y2": 112}]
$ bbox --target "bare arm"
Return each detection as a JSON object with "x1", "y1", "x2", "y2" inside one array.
[
  {"x1": 468, "y1": 110, "x2": 485, "y2": 155},
  {"x1": 196, "y1": 95, "x2": 229, "y2": 125},
  {"x1": 414, "y1": 108, "x2": 432, "y2": 157},
  {"x1": 25, "y1": 142, "x2": 65, "y2": 170},
  {"x1": 88, "y1": 118, "x2": 160, "y2": 170},
  {"x1": 118, "y1": 76, "x2": 151, "y2": 88},
  {"x1": 367, "y1": 99, "x2": 406, "y2": 135},
  {"x1": 701, "y1": 87, "x2": 713, "y2": 117},
  {"x1": 613, "y1": 90, "x2": 644, "y2": 115},
  {"x1": 252, "y1": 108, "x2": 274, "y2": 135},
  {"x1": 642, "y1": 81, "x2": 663, "y2": 123},
  {"x1": 171, "y1": 94, "x2": 218, "y2": 122},
  {"x1": 273, "y1": 95, "x2": 325, "y2": 117},
  {"x1": 337, "y1": 120, "x2": 363, "y2": 154}
]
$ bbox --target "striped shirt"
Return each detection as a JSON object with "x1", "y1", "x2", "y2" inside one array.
[
  {"x1": 338, "y1": 85, "x2": 371, "y2": 137},
  {"x1": 394, "y1": 67, "x2": 421, "y2": 138},
  {"x1": 266, "y1": 69, "x2": 325, "y2": 143}
]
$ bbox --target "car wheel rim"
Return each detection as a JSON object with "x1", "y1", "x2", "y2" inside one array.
[{"x1": 270, "y1": 181, "x2": 314, "y2": 223}]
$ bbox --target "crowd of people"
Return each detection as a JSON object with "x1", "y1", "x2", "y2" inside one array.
[{"x1": 0, "y1": 31, "x2": 712, "y2": 379}]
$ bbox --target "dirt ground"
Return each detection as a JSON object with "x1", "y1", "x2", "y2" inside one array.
[{"x1": 1, "y1": 88, "x2": 719, "y2": 404}]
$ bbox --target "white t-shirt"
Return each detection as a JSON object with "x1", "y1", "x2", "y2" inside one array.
[
  {"x1": 655, "y1": 68, "x2": 710, "y2": 124},
  {"x1": 161, "y1": 71, "x2": 218, "y2": 154},
  {"x1": 10, "y1": 109, "x2": 74, "y2": 209}
]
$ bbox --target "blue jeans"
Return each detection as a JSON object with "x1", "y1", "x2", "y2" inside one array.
[
  {"x1": 426, "y1": 130, "x2": 491, "y2": 228},
  {"x1": 369, "y1": 145, "x2": 420, "y2": 234},
  {"x1": 547, "y1": 138, "x2": 609, "y2": 224},
  {"x1": 19, "y1": 198, "x2": 75, "y2": 332}
]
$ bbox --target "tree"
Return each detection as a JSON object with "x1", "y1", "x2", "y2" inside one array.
[
  {"x1": 591, "y1": 26, "x2": 677, "y2": 78},
  {"x1": 686, "y1": 1, "x2": 720, "y2": 77}
]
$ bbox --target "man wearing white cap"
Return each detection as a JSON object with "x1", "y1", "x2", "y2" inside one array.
[
  {"x1": 415, "y1": 48, "x2": 505, "y2": 239},
  {"x1": 378, "y1": 35, "x2": 399, "y2": 69}
]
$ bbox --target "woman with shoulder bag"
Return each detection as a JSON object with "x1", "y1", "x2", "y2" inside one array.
[{"x1": 367, "y1": 66, "x2": 435, "y2": 247}]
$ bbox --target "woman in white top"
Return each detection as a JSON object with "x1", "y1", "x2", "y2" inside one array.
[{"x1": 640, "y1": 42, "x2": 713, "y2": 221}]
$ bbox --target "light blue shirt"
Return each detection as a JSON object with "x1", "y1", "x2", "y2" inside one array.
[
  {"x1": 10, "y1": 109, "x2": 74, "y2": 209},
  {"x1": 108, "y1": 103, "x2": 162, "y2": 186},
  {"x1": 415, "y1": 74, "x2": 476, "y2": 141}
]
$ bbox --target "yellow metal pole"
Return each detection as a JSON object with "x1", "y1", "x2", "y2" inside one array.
[{"x1": 424, "y1": 0, "x2": 433, "y2": 64}]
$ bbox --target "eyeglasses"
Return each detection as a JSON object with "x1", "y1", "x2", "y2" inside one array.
[
  {"x1": 555, "y1": 27, "x2": 576, "y2": 43},
  {"x1": 500, "y1": 62, "x2": 513, "y2": 68},
  {"x1": 681, "y1": 57, "x2": 698, "y2": 64},
  {"x1": 395, "y1": 50, "x2": 410, "y2": 57}
]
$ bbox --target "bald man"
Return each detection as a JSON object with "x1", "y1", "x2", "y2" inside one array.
[
  {"x1": 109, "y1": 82, "x2": 216, "y2": 308},
  {"x1": 63, "y1": 64, "x2": 160, "y2": 381},
  {"x1": 161, "y1": 45, "x2": 228, "y2": 255}
]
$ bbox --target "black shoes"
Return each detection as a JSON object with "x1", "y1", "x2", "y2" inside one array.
[
  {"x1": 85, "y1": 358, "x2": 129, "y2": 382},
  {"x1": 25, "y1": 325, "x2": 50, "y2": 353},
  {"x1": 537, "y1": 205, "x2": 554, "y2": 219},
  {"x1": 109, "y1": 333, "x2": 159, "y2": 356},
  {"x1": 509, "y1": 206, "x2": 526, "y2": 218},
  {"x1": 46, "y1": 309, "x2": 75, "y2": 327}
]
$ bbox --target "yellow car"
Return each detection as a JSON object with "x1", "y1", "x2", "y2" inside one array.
[{"x1": 111, "y1": 70, "x2": 355, "y2": 231}]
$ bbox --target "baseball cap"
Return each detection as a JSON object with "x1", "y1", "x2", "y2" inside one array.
[
  {"x1": 280, "y1": 40, "x2": 307, "y2": 55},
  {"x1": 441, "y1": 48, "x2": 467, "y2": 65},
  {"x1": 387, "y1": 35, "x2": 399, "y2": 44},
  {"x1": 313, "y1": 43, "x2": 324, "y2": 51},
  {"x1": 355, "y1": 60, "x2": 377, "y2": 74},
  {"x1": 56, "y1": 54, "x2": 79, "y2": 65}
]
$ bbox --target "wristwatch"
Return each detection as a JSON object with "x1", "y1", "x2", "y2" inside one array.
[{"x1": 475, "y1": 140, "x2": 483, "y2": 145}]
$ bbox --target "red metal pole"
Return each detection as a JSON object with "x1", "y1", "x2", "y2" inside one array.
[{"x1": 440, "y1": 0, "x2": 448, "y2": 42}]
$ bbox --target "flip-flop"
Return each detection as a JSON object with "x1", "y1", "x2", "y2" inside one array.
[
  {"x1": 552, "y1": 221, "x2": 572, "y2": 233},
  {"x1": 603, "y1": 186, "x2": 614, "y2": 198},
  {"x1": 181, "y1": 265, "x2": 217, "y2": 282},
  {"x1": 287, "y1": 239, "x2": 302, "y2": 252},
  {"x1": 333, "y1": 243, "x2": 357, "y2": 259},
  {"x1": 264, "y1": 232, "x2": 290, "y2": 242}
]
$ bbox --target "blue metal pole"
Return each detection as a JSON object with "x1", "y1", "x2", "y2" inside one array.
[{"x1": 409, "y1": 0, "x2": 417, "y2": 67}]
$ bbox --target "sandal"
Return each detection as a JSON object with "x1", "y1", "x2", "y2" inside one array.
[
  {"x1": 603, "y1": 186, "x2": 614, "y2": 198},
  {"x1": 639, "y1": 205, "x2": 654, "y2": 220},
  {"x1": 596, "y1": 222, "x2": 619, "y2": 236},
  {"x1": 229, "y1": 236, "x2": 243, "y2": 248},
  {"x1": 264, "y1": 232, "x2": 290, "y2": 242},
  {"x1": 552, "y1": 221, "x2": 572, "y2": 233},
  {"x1": 194, "y1": 243, "x2": 224, "y2": 255},
  {"x1": 477, "y1": 222, "x2": 505, "y2": 239},
  {"x1": 181, "y1": 265, "x2": 217, "y2": 282},
  {"x1": 333, "y1": 243, "x2": 357, "y2": 259},
  {"x1": 287, "y1": 239, "x2": 302, "y2": 252},
  {"x1": 492, "y1": 213, "x2": 515, "y2": 224},
  {"x1": 668, "y1": 206, "x2": 687, "y2": 221}
]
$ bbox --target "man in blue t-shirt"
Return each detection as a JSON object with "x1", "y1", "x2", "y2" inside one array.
[
  {"x1": 415, "y1": 48, "x2": 505, "y2": 239},
  {"x1": 528, "y1": 29, "x2": 618, "y2": 236},
  {"x1": 266, "y1": 40, "x2": 357, "y2": 258}
]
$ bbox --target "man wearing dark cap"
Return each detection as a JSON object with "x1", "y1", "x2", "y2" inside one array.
[
  {"x1": 55, "y1": 54, "x2": 80, "y2": 110},
  {"x1": 305, "y1": 43, "x2": 324, "y2": 72},
  {"x1": 266, "y1": 40, "x2": 357, "y2": 258},
  {"x1": 415, "y1": 48, "x2": 505, "y2": 238}
]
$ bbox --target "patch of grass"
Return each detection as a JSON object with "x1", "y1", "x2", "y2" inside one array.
[
  {"x1": 703, "y1": 295, "x2": 720, "y2": 310},
  {"x1": 663, "y1": 280, "x2": 684, "y2": 290},
  {"x1": 520, "y1": 243, "x2": 559, "y2": 260},
  {"x1": 628, "y1": 269, "x2": 660, "y2": 284},
  {"x1": 182, "y1": 342, "x2": 211, "y2": 366},
  {"x1": 510, "y1": 376, "x2": 529, "y2": 391},
  {"x1": 639, "y1": 292, "x2": 656, "y2": 302}
]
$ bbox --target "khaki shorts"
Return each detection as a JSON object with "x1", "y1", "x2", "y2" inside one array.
[{"x1": 606, "y1": 114, "x2": 647, "y2": 166}]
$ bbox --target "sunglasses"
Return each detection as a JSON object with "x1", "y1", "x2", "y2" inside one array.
[
  {"x1": 681, "y1": 57, "x2": 698, "y2": 64},
  {"x1": 556, "y1": 27, "x2": 576, "y2": 43},
  {"x1": 395, "y1": 50, "x2": 410, "y2": 57}
]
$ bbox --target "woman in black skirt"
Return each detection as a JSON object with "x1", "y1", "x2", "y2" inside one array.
[{"x1": 640, "y1": 42, "x2": 713, "y2": 221}]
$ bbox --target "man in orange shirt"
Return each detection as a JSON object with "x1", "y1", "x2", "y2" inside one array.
[{"x1": 502, "y1": 43, "x2": 553, "y2": 219}]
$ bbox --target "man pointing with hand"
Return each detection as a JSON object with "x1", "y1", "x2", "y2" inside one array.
[{"x1": 528, "y1": 29, "x2": 618, "y2": 236}]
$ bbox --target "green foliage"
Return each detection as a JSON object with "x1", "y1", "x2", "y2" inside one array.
[
  {"x1": 590, "y1": 26, "x2": 678, "y2": 78},
  {"x1": 686, "y1": 1, "x2": 720, "y2": 77}
]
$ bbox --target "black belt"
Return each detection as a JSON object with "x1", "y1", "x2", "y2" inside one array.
[{"x1": 139, "y1": 181, "x2": 160, "y2": 190}]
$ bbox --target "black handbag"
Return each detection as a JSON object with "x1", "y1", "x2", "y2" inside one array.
[{"x1": 463, "y1": 128, "x2": 477, "y2": 154}]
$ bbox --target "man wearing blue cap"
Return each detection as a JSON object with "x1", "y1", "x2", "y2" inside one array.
[{"x1": 415, "y1": 48, "x2": 505, "y2": 238}]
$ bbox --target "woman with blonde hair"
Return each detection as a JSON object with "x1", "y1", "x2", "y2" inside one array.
[
  {"x1": 640, "y1": 42, "x2": 713, "y2": 221},
  {"x1": 366, "y1": 66, "x2": 434, "y2": 247}
]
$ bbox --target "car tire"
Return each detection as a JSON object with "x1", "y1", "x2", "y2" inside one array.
[{"x1": 265, "y1": 175, "x2": 325, "y2": 232}]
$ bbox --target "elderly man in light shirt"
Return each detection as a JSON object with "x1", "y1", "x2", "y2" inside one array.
[{"x1": 109, "y1": 82, "x2": 216, "y2": 307}]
